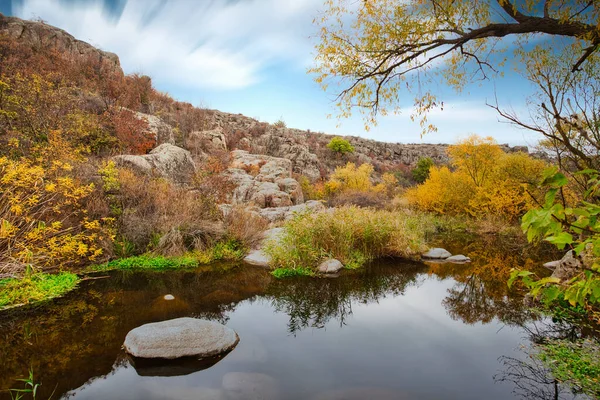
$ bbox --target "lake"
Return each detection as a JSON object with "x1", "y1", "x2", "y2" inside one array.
[{"x1": 0, "y1": 237, "x2": 586, "y2": 400}]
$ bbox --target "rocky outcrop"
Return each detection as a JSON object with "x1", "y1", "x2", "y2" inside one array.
[
  {"x1": 113, "y1": 143, "x2": 196, "y2": 184},
  {"x1": 0, "y1": 13, "x2": 122, "y2": 76},
  {"x1": 123, "y1": 317, "x2": 239, "y2": 359},
  {"x1": 136, "y1": 112, "x2": 175, "y2": 145},
  {"x1": 225, "y1": 151, "x2": 304, "y2": 208},
  {"x1": 189, "y1": 128, "x2": 228, "y2": 151}
]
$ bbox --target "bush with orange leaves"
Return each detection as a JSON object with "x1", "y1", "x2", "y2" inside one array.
[{"x1": 405, "y1": 135, "x2": 548, "y2": 220}]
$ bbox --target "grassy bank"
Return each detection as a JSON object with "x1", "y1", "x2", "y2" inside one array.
[
  {"x1": 264, "y1": 206, "x2": 435, "y2": 275},
  {"x1": 88, "y1": 240, "x2": 245, "y2": 272},
  {"x1": 0, "y1": 272, "x2": 79, "y2": 310}
]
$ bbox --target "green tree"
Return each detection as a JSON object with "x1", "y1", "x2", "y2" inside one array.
[
  {"x1": 311, "y1": 1, "x2": 600, "y2": 132},
  {"x1": 327, "y1": 137, "x2": 355, "y2": 154},
  {"x1": 411, "y1": 157, "x2": 434, "y2": 183}
]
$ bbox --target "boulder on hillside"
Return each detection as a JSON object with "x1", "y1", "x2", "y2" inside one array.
[
  {"x1": 188, "y1": 128, "x2": 228, "y2": 151},
  {"x1": 123, "y1": 317, "x2": 239, "y2": 359},
  {"x1": 113, "y1": 143, "x2": 196, "y2": 184},
  {"x1": 224, "y1": 151, "x2": 304, "y2": 208},
  {"x1": 136, "y1": 112, "x2": 175, "y2": 145}
]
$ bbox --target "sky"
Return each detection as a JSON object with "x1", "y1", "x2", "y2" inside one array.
[{"x1": 1, "y1": 0, "x2": 546, "y2": 146}]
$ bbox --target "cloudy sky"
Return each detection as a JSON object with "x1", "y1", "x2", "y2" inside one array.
[{"x1": 1, "y1": 0, "x2": 545, "y2": 146}]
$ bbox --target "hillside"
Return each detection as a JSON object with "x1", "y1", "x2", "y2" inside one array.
[{"x1": 0, "y1": 12, "x2": 527, "y2": 181}]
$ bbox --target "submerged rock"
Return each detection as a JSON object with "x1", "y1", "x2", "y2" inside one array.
[
  {"x1": 317, "y1": 259, "x2": 344, "y2": 274},
  {"x1": 422, "y1": 248, "x2": 452, "y2": 259},
  {"x1": 222, "y1": 372, "x2": 280, "y2": 400},
  {"x1": 123, "y1": 317, "x2": 239, "y2": 359},
  {"x1": 445, "y1": 254, "x2": 471, "y2": 263}
]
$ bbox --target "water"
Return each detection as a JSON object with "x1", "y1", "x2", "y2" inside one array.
[{"x1": 0, "y1": 237, "x2": 586, "y2": 400}]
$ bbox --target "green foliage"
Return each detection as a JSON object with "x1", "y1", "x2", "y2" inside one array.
[
  {"x1": 9, "y1": 368, "x2": 47, "y2": 400},
  {"x1": 0, "y1": 272, "x2": 79, "y2": 310},
  {"x1": 271, "y1": 267, "x2": 315, "y2": 279},
  {"x1": 263, "y1": 207, "x2": 432, "y2": 272},
  {"x1": 326, "y1": 137, "x2": 355, "y2": 154},
  {"x1": 514, "y1": 167, "x2": 600, "y2": 307},
  {"x1": 536, "y1": 339, "x2": 600, "y2": 397},
  {"x1": 411, "y1": 157, "x2": 434, "y2": 183},
  {"x1": 89, "y1": 240, "x2": 245, "y2": 272}
]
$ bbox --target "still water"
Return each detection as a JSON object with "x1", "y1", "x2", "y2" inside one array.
[{"x1": 0, "y1": 238, "x2": 586, "y2": 400}]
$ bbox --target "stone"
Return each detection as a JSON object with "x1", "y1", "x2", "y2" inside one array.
[
  {"x1": 445, "y1": 254, "x2": 471, "y2": 263},
  {"x1": 222, "y1": 372, "x2": 280, "y2": 400},
  {"x1": 551, "y1": 250, "x2": 582, "y2": 281},
  {"x1": 189, "y1": 128, "x2": 228, "y2": 151},
  {"x1": 163, "y1": 294, "x2": 175, "y2": 301},
  {"x1": 318, "y1": 259, "x2": 344, "y2": 274},
  {"x1": 258, "y1": 201, "x2": 326, "y2": 223},
  {"x1": 136, "y1": 112, "x2": 175, "y2": 145},
  {"x1": 113, "y1": 143, "x2": 196, "y2": 184},
  {"x1": 422, "y1": 248, "x2": 452, "y2": 259},
  {"x1": 123, "y1": 317, "x2": 239, "y2": 359},
  {"x1": 243, "y1": 249, "x2": 271, "y2": 268},
  {"x1": 543, "y1": 260, "x2": 561, "y2": 270}
]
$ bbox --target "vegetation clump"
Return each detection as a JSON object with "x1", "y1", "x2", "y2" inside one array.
[
  {"x1": 411, "y1": 157, "x2": 434, "y2": 183},
  {"x1": 0, "y1": 272, "x2": 78, "y2": 310},
  {"x1": 327, "y1": 137, "x2": 354, "y2": 154},
  {"x1": 264, "y1": 206, "x2": 433, "y2": 275}
]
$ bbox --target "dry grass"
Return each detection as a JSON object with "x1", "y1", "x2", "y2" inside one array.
[{"x1": 224, "y1": 206, "x2": 269, "y2": 249}]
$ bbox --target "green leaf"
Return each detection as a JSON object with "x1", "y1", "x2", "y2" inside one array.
[{"x1": 545, "y1": 232, "x2": 573, "y2": 249}]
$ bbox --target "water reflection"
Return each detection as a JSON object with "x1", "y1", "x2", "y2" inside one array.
[{"x1": 0, "y1": 236, "x2": 580, "y2": 400}]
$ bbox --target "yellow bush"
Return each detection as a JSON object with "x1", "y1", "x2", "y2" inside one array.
[
  {"x1": 325, "y1": 162, "x2": 374, "y2": 195},
  {"x1": 405, "y1": 136, "x2": 549, "y2": 220},
  {"x1": 0, "y1": 157, "x2": 112, "y2": 273}
]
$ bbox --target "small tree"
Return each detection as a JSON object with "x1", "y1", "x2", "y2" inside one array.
[
  {"x1": 327, "y1": 137, "x2": 355, "y2": 154},
  {"x1": 412, "y1": 157, "x2": 434, "y2": 183}
]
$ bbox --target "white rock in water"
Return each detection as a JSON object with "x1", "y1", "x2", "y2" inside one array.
[
  {"x1": 164, "y1": 294, "x2": 175, "y2": 300},
  {"x1": 317, "y1": 259, "x2": 344, "y2": 274},
  {"x1": 124, "y1": 317, "x2": 239, "y2": 359},
  {"x1": 243, "y1": 249, "x2": 271, "y2": 268},
  {"x1": 445, "y1": 254, "x2": 471, "y2": 263},
  {"x1": 422, "y1": 248, "x2": 452, "y2": 259}
]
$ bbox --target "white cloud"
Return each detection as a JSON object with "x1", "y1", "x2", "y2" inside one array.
[{"x1": 14, "y1": 0, "x2": 321, "y2": 89}]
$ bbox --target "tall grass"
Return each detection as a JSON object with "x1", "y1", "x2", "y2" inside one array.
[{"x1": 264, "y1": 206, "x2": 434, "y2": 272}]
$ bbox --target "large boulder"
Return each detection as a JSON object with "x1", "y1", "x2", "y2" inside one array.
[
  {"x1": 113, "y1": 143, "x2": 196, "y2": 184},
  {"x1": 422, "y1": 248, "x2": 452, "y2": 260},
  {"x1": 189, "y1": 128, "x2": 228, "y2": 151},
  {"x1": 123, "y1": 317, "x2": 239, "y2": 359},
  {"x1": 225, "y1": 151, "x2": 303, "y2": 208},
  {"x1": 136, "y1": 112, "x2": 175, "y2": 145}
]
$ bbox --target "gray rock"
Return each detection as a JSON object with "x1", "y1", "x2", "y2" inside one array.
[
  {"x1": 243, "y1": 249, "x2": 271, "y2": 268},
  {"x1": 422, "y1": 248, "x2": 452, "y2": 259},
  {"x1": 543, "y1": 260, "x2": 561, "y2": 270},
  {"x1": 189, "y1": 128, "x2": 227, "y2": 151},
  {"x1": 445, "y1": 254, "x2": 471, "y2": 263},
  {"x1": 258, "y1": 200, "x2": 326, "y2": 223},
  {"x1": 113, "y1": 143, "x2": 196, "y2": 184},
  {"x1": 551, "y1": 250, "x2": 582, "y2": 281},
  {"x1": 318, "y1": 259, "x2": 344, "y2": 274},
  {"x1": 123, "y1": 317, "x2": 239, "y2": 359},
  {"x1": 222, "y1": 372, "x2": 280, "y2": 400},
  {"x1": 136, "y1": 112, "x2": 175, "y2": 145}
]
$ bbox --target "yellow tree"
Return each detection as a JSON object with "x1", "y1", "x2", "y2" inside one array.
[
  {"x1": 311, "y1": 0, "x2": 600, "y2": 132},
  {"x1": 447, "y1": 135, "x2": 503, "y2": 187}
]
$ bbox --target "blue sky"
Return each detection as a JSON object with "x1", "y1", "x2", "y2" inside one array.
[{"x1": 1, "y1": 0, "x2": 544, "y2": 146}]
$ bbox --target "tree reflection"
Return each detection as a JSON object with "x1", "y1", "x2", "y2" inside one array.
[{"x1": 266, "y1": 261, "x2": 427, "y2": 334}]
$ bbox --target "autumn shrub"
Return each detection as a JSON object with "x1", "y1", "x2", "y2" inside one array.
[
  {"x1": 107, "y1": 108, "x2": 155, "y2": 154},
  {"x1": 298, "y1": 175, "x2": 326, "y2": 200},
  {"x1": 110, "y1": 168, "x2": 220, "y2": 254},
  {"x1": 0, "y1": 157, "x2": 112, "y2": 274},
  {"x1": 324, "y1": 162, "x2": 398, "y2": 205},
  {"x1": 224, "y1": 206, "x2": 269, "y2": 249},
  {"x1": 327, "y1": 137, "x2": 355, "y2": 154},
  {"x1": 405, "y1": 136, "x2": 548, "y2": 220},
  {"x1": 263, "y1": 206, "x2": 433, "y2": 273}
]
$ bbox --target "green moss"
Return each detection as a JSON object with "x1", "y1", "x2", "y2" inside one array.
[
  {"x1": 537, "y1": 339, "x2": 600, "y2": 397},
  {"x1": 271, "y1": 267, "x2": 315, "y2": 279},
  {"x1": 0, "y1": 272, "x2": 79, "y2": 310}
]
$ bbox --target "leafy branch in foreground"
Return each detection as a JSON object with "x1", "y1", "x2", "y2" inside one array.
[{"x1": 510, "y1": 167, "x2": 600, "y2": 308}]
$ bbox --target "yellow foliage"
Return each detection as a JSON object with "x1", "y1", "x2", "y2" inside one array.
[
  {"x1": 0, "y1": 157, "x2": 112, "y2": 272},
  {"x1": 405, "y1": 137, "x2": 549, "y2": 220},
  {"x1": 326, "y1": 162, "x2": 375, "y2": 195}
]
